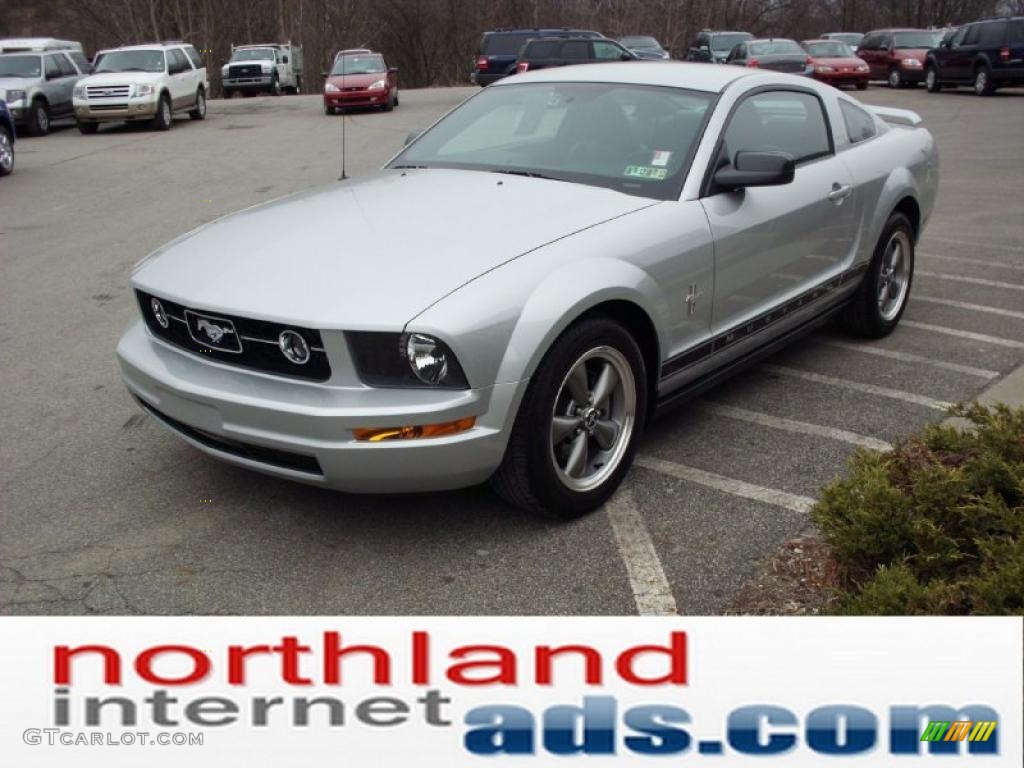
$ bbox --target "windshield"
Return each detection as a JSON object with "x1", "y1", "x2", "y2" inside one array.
[
  {"x1": 711, "y1": 33, "x2": 752, "y2": 53},
  {"x1": 806, "y1": 42, "x2": 854, "y2": 57},
  {"x1": 231, "y1": 48, "x2": 276, "y2": 62},
  {"x1": 826, "y1": 33, "x2": 863, "y2": 46},
  {"x1": 621, "y1": 36, "x2": 660, "y2": 49},
  {"x1": 749, "y1": 39, "x2": 803, "y2": 55},
  {"x1": 331, "y1": 54, "x2": 385, "y2": 75},
  {"x1": 893, "y1": 31, "x2": 943, "y2": 48},
  {"x1": 0, "y1": 54, "x2": 41, "y2": 77},
  {"x1": 95, "y1": 49, "x2": 165, "y2": 73},
  {"x1": 389, "y1": 82, "x2": 713, "y2": 201}
]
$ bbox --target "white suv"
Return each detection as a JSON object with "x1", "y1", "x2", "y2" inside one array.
[{"x1": 73, "y1": 42, "x2": 208, "y2": 133}]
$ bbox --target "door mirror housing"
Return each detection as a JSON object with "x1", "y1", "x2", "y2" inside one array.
[
  {"x1": 388, "y1": 67, "x2": 398, "y2": 74},
  {"x1": 699, "y1": 44, "x2": 710, "y2": 51},
  {"x1": 714, "y1": 151, "x2": 795, "y2": 190},
  {"x1": 403, "y1": 129, "x2": 422, "y2": 147},
  {"x1": 282, "y1": 55, "x2": 289, "y2": 63}
]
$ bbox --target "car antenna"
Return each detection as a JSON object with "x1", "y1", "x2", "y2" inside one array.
[{"x1": 339, "y1": 58, "x2": 348, "y2": 181}]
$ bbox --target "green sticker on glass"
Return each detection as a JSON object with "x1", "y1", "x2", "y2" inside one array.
[{"x1": 624, "y1": 165, "x2": 667, "y2": 181}]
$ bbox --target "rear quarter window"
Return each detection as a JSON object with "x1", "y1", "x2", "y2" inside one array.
[
  {"x1": 482, "y1": 34, "x2": 530, "y2": 56},
  {"x1": 977, "y1": 23, "x2": 1006, "y2": 48},
  {"x1": 524, "y1": 41, "x2": 559, "y2": 59},
  {"x1": 1008, "y1": 20, "x2": 1024, "y2": 43},
  {"x1": 840, "y1": 100, "x2": 877, "y2": 144}
]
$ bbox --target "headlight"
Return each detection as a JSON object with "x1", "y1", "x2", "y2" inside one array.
[
  {"x1": 134, "y1": 83, "x2": 156, "y2": 97},
  {"x1": 369, "y1": 79, "x2": 387, "y2": 90},
  {"x1": 902, "y1": 58, "x2": 922, "y2": 68},
  {"x1": 73, "y1": 85, "x2": 87, "y2": 100},
  {"x1": 221, "y1": 65, "x2": 228, "y2": 75},
  {"x1": 325, "y1": 82, "x2": 340, "y2": 92},
  {"x1": 857, "y1": 64, "x2": 869, "y2": 72},
  {"x1": 261, "y1": 64, "x2": 273, "y2": 73},
  {"x1": 5, "y1": 89, "x2": 26, "y2": 103},
  {"x1": 346, "y1": 331, "x2": 469, "y2": 389}
]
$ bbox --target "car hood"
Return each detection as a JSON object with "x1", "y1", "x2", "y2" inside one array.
[
  {"x1": 0, "y1": 76, "x2": 40, "y2": 93},
  {"x1": 80, "y1": 71, "x2": 164, "y2": 86},
  {"x1": 132, "y1": 169, "x2": 655, "y2": 330},
  {"x1": 812, "y1": 56, "x2": 866, "y2": 67},
  {"x1": 326, "y1": 72, "x2": 385, "y2": 88}
]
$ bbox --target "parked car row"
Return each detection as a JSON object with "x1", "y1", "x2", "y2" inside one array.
[{"x1": 469, "y1": 16, "x2": 1023, "y2": 97}]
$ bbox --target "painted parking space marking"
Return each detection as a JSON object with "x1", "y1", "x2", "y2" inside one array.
[
  {"x1": 761, "y1": 365, "x2": 953, "y2": 411},
  {"x1": 924, "y1": 236, "x2": 1024, "y2": 254},
  {"x1": 917, "y1": 270, "x2": 1024, "y2": 292},
  {"x1": 704, "y1": 403, "x2": 892, "y2": 451},
  {"x1": 822, "y1": 339, "x2": 1000, "y2": 379},
  {"x1": 913, "y1": 294, "x2": 1024, "y2": 321},
  {"x1": 604, "y1": 486, "x2": 677, "y2": 616},
  {"x1": 920, "y1": 252, "x2": 1024, "y2": 271},
  {"x1": 901, "y1": 320, "x2": 1024, "y2": 350},
  {"x1": 636, "y1": 456, "x2": 815, "y2": 515}
]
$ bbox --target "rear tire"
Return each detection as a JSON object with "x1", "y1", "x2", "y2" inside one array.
[
  {"x1": 887, "y1": 67, "x2": 902, "y2": 88},
  {"x1": 490, "y1": 317, "x2": 648, "y2": 519},
  {"x1": 26, "y1": 98, "x2": 50, "y2": 136},
  {"x1": 0, "y1": 125, "x2": 13, "y2": 176},
  {"x1": 974, "y1": 65, "x2": 995, "y2": 96},
  {"x1": 223, "y1": 88, "x2": 234, "y2": 99},
  {"x1": 152, "y1": 93, "x2": 172, "y2": 131},
  {"x1": 925, "y1": 66, "x2": 942, "y2": 92},
  {"x1": 189, "y1": 88, "x2": 206, "y2": 120},
  {"x1": 856, "y1": 81, "x2": 868, "y2": 90},
  {"x1": 838, "y1": 212, "x2": 915, "y2": 339},
  {"x1": 76, "y1": 120, "x2": 98, "y2": 135}
]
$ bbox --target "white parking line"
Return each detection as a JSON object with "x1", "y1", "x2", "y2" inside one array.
[
  {"x1": 925, "y1": 236, "x2": 1024, "y2": 254},
  {"x1": 704, "y1": 403, "x2": 892, "y2": 451},
  {"x1": 822, "y1": 339, "x2": 1000, "y2": 379},
  {"x1": 913, "y1": 294, "x2": 1024, "y2": 321},
  {"x1": 604, "y1": 487, "x2": 678, "y2": 616},
  {"x1": 636, "y1": 456, "x2": 815, "y2": 514},
  {"x1": 901, "y1": 320, "x2": 1024, "y2": 350},
  {"x1": 761, "y1": 365, "x2": 953, "y2": 411},
  {"x1": 921, "y1": 253, "x2": 1024, "y2": 272},
  {"x1": 917, "y1": 270, "x2": 1024, "y2": 292}
]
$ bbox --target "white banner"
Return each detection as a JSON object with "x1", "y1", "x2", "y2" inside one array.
[{"x1": 0, "y1": 617, "x2": 1020, "y2": 766}]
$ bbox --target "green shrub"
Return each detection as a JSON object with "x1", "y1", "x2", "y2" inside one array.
[{"x1": 812, "y1": 403, "x2": 1024, "y2": 615}]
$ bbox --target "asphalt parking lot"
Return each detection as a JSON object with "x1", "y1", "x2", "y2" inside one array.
[{"x1": 2, "y1": 83, "x2": 1022, "y2": 616}]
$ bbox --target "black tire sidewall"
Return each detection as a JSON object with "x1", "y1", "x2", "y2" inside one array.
[
  {"x1": 0, "y1": 126, "x2": 12, "y2": 175},
  {"x1": 514, "y1": 318, "x2": 647, "y2": 516},
  {"x1": 29, "y1": 99, "x2": 49, "y2": 135},
  {"x1": 867, "y1": 213, "x2": 915, "y2": 334},
  {"x1": 154, "y1": 94, "x2": 172, "y2": 130}
]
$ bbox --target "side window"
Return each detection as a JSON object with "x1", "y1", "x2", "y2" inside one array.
[
  {"x1": 878, "y1": 34, "x2": 892, "y2": 49},
  {"x1": 720, "y1": 90, "x2": 832, "y2": 168},
  {"x1": 950, "y1": 26, "x2": 968, "y2": 47},
  {"x1": 977, "y1": 23, "x2": 1005, "y2": 48},
  {"x1": 727, "y1": 44, "x2": 744, "y2": 61},
  {"x1": 167, "y1": 48, "x2": 187, "y2": 71},
  {"x1": 859, "y1": 34, "x2": 875, "y2": 50},
  {"x1": 44, "y1": 54, "x2": 61, "y2": 78},
  {"x1": 592, "y1": 41, "x2": 625, "y2": 60},
  {"x1": 56, "y1": 53, "x2": 77, "y2": 76},
  {"x1": 1008, "y1": 20, "x2": 1024, "y2": 44},
  {"x1": 840, "y1": 100, "x2": 876, "y2": 144},
  {"x1": 68, "y1": 50, "x2": 90, "y2": 73},
  {"x1": 185, "y1": 45, "x2": 203, "y2": 68},
  {"x1": 177, "y1": 48, "x2": 194, "y2": 69},
  {"x1": 963, "y1": 24, "x2": 981, "y2": 45},
  {"x1": 561, "y1": 41, "x2": 590, "y2": 59}
]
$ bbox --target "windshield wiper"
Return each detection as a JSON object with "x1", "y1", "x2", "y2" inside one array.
[
  {"x1": 493, "y1": 169, "x2": 566, "y2": 182},
  {"x1": 391, "y1": 164, "x2": 430, "y2": 169}
]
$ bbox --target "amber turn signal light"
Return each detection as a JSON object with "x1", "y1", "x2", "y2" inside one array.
[{"x1": 352, "y1": 417, "x2": 476, "y2": 442}]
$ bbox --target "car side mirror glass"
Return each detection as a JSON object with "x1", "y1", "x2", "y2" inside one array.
[
  {"x1": 621, "y1": 53, "x2": 632, "y2": 61},
  {"x1": 404, "y1": 130, "x2": 422, "y2": 147},
  {"x1": 714, "y1": 151, "x2": 795, "y2": 191},
  {"x1": 388, "y1": 67, "x2": 398, "y2": 74}
]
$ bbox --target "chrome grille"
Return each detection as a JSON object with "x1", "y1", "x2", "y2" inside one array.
[{"x1": 86, "y1": 84, "x2": 132, "y2": 99}]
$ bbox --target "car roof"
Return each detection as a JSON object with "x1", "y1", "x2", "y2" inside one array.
[
  {"x1": 97, "y1": 43, "x2": 189, "y2": 53},
  {"x1": 485, "y1": 28, "x2": 599, "y2": 35},
  {"x1": 748, "y1": 38, "x2": 800, "y2": 44},
  {"x1": 0, "y1": 37, "x2": 82, "y2": 52},
  {"x1": 495, "y1": 60, "x2": 754, "y2": 93}
]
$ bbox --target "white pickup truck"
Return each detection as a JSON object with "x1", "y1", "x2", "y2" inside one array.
[{"x1": 221, "y1": 43, "x2": 302, "y2": 97}]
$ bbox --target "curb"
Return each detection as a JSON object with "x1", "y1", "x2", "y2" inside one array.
[{"x1": 945, "y1": 358, "x2": 1024, "y2": 429}]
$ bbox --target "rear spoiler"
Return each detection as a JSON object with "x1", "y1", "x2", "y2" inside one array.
[{"x1": 869, "y1": 106, "x2": 923, "y2": 128}]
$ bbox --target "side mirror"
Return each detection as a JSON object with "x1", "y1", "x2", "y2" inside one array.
[
  {"x1": 282, "y1": 56, "x2": 289, "y2": 63},
  {"x1": 321, "y1": 71, "x2": 329, "y2": 78},
  {"x1": 388, "y1": 67, "x2": 398, "y2": 74},
  {"x1": 403, "y1": 130, "x2": 422, "y2": 147},
  {"x1": 699, "y1": 44, "x2": 710, "y2": 51},
  {"x1": 714, "y1": 151, "x2": 795, "y2": 190},
  {"x1": 620, "y1": 53, "x2": 633, "y2": 61}
]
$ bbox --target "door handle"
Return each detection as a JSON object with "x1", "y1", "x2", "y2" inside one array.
[{"x1": 827, "y1": 183, "x2": 853, "y2": 203}]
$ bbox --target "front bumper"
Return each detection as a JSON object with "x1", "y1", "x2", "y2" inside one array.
[
  {"x1": 223, "y1": 75, "x2": 274, "y2": 90},
  {"x1": 74, "y1": 98, "x2": 159, "y2": 122},
  {"x1": 117, "y1": 321, "x2": 522, "y2": 493},
  {"x1": 813, "y1": 71, "x2": 869, "y2": 85},
  {"x1": 324, "y1": 90, "x2": 388, "y2": 108}
]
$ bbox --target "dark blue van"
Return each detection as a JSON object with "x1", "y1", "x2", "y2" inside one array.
[{"x1": 472, "y1": 28, "x2": 604, "y2": 85}]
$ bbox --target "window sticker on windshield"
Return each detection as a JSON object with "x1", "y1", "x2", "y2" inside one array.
[
  {"x1": 624, "y1": 165, "x2": 668, "y2": 180},
  {"x1": 651, "y1": 150, "x2": 672, "y2": 167}
]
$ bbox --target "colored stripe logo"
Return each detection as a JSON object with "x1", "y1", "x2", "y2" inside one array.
[{"x1": 921, "y1": 720, "x2": 996, "y2": 742}]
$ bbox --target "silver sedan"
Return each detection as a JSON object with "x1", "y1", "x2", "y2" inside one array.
[{"x1": 117, "y1": 62, "x2": 938, "y2": 517}]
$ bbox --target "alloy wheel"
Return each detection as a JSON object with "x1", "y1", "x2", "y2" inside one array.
[
  {"x1": 888, "y1": 69, "x2": 901, "y2": 88},
  {"x1": 877, "y1": 229, "x2": 912, "y2": 321},
  {"x1": 0, "y1": 131, "x2": 12, "y2": 172},
  {"x1": 37, "y1": 105, "x2": 49, "y2": 132},
  {"x1": 549, "y1": 346, "x2": 636, "y2": 493},
  {"x1": 975, "y1": 70, "x2": 988, "y2": 95}
]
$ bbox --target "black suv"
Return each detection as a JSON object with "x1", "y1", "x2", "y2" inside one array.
[
  {"x1": 685, "y1": 30, "x2": 754, "y2": 63},
  {"x1": 515, "y1": 37, "x2": 637, "y2": 74},
  {"x1": 472, "y1": 28, "x2": 604, "y2": 85},
  {"x1": 925, "y1": 16, "x2": 1024, "y2": 95}
]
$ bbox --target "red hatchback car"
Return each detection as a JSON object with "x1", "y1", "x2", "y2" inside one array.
[
  {"x1": 323, "y1": 51, "x2": 398, "y2": 114},
  {"x1": 802, "y1": 39, "x2": 870, "y2": 89},
  {"x1": 856, "y1": 28, "x2": 944, "y2": 88}
]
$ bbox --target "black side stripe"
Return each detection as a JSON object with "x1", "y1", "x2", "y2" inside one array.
[{"x1": 660, "y1": 262, "x2": 869, "y2": 379}]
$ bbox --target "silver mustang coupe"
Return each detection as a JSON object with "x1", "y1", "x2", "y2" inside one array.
[{"x1": 118, "y1": 62, "x2": 938, "y2": 518}]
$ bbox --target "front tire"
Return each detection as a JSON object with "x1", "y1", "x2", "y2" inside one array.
[
  {"x1": 491, "y1": 317, "x2": 647, "y2": 518},
  {"x1": 152, "y1": 93, "x2": 172, "y2": 131},
  {"x1": 0, "y1": 125, "x2": 14, "y2": 176},
  {"x1": 887, "y1": 67, "x2": 902, "y2": 89},
  {"x1": 189, "y1": 88, "x2": 206, "y2": 120},
  {"x1": 925, "y1": 66, "x2": 942, "y2": 92},
  {"x1": 839, "y1": 212, "x2": 915, "y2": 338},
  {"x1": 26, "y1": 98, "x2": 50, "y2": 136},
  {"x1": 269, "y1": 75, "x2": 281, "y2": 96},
  {"x1": 856, "y1": 80, "x2": 868, "y2": 90},
  {"x1": 76, "y1": 120, "x2": 98, "y2": 135}
]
